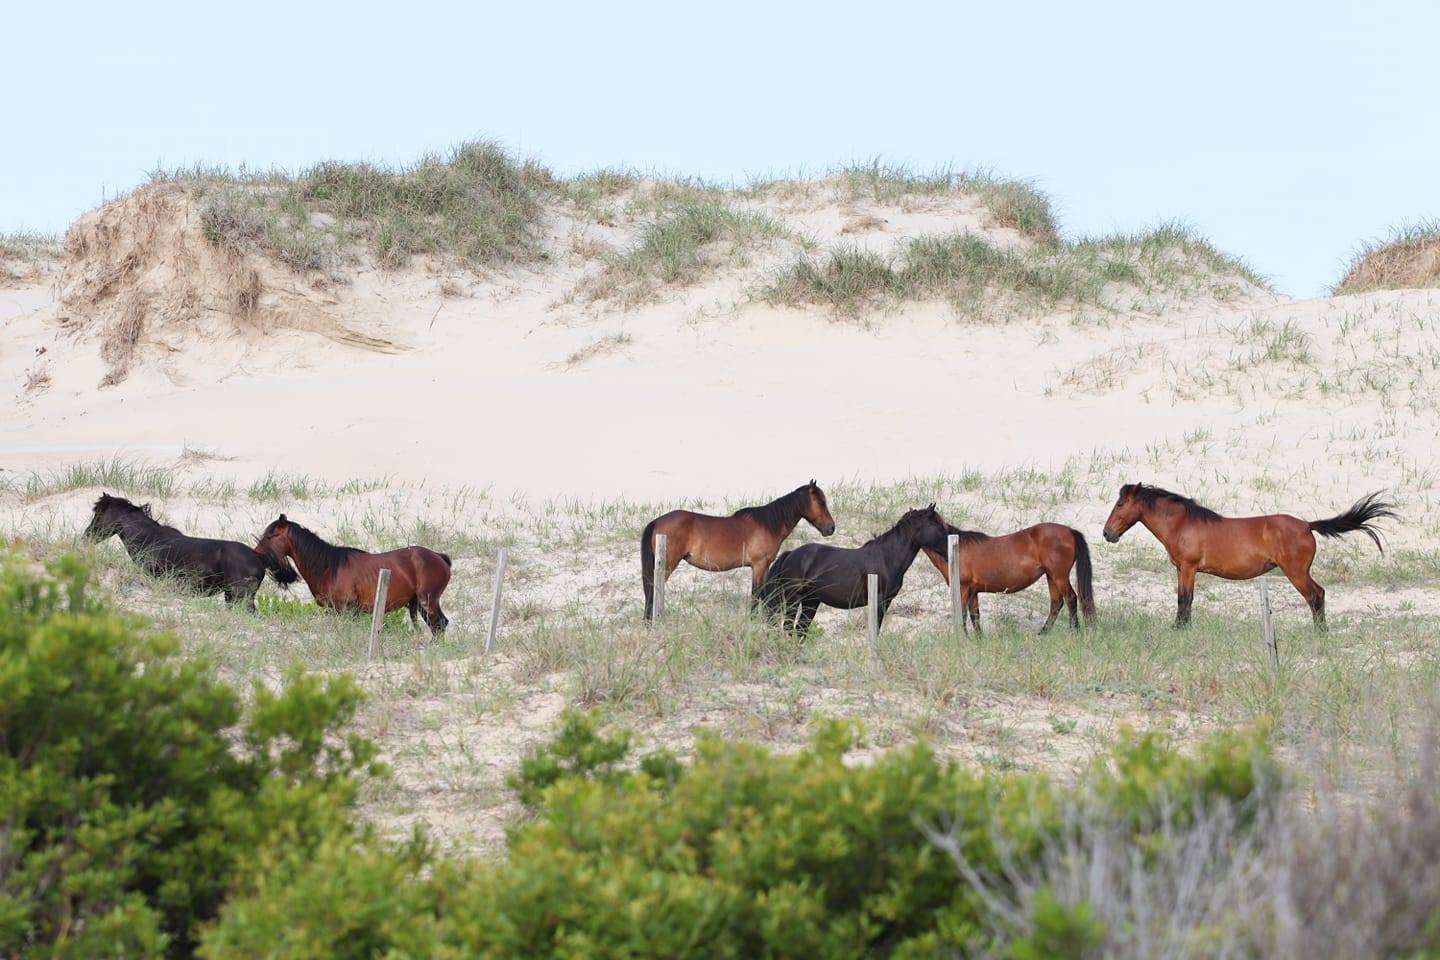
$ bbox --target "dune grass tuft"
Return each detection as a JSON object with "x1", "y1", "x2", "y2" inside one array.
[
  {"x1": 764, "y1": 221, "x2": 1268, "y2": 320},
  {"x1": 837, "y1": 160, "x2": 1059, "y2": 244},
  {"x1": 157, "y1": 141, "x2": 553, "y2": 274},
  {"x1": 576, "y1": 200, "x2": 793, "y2": 305},
  {"x1": 1334, "y1": 220, "x2": 1440, "y2": 294},
  {"x1": 0, "y1": 231, "x2": 62, "y2": 261}
]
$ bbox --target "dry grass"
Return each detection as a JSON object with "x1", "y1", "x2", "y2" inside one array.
[{"x1": 1335, "y1": 220, "x2": 1440, "y2": 294}]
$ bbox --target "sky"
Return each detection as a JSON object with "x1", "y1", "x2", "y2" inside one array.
[{"x1": 5, "y1": 0, "x2": 1438, "y2": 297}]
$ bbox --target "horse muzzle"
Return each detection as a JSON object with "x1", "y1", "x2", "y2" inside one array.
[
  {"x1": 818, "y1": 522, "x2": 836, "y2": 537},
  {"x1": 1102, "y1": 529, "x2": 1119, "y2": 543}
]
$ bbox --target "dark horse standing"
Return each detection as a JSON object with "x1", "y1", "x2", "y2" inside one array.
[
  {"x1": 84, "y1": 493, "x2": 292, "y2": 610},
  {"x1": 254, "y1": 515, "x2": 453, "y2": 635},
  {"x1": 641, "y1": 480, "x2": 836, "y2": 619},
  {"x1": 1102, "y1": 483, "x2": 1397, "y2": 628},
  {"x1": 757, "y1": 504, "x2": 949, "y2": 636}
]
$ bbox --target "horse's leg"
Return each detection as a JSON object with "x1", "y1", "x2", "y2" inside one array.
[
  {"x1": 795, "y1": 599, "x2": 820, "y2": 635},
  {"x1": 1039, "y1": 575, "x2": 1064, "y2": 634},
  {"x1": 1280, "y1": 565, "x2": 1326, "y2": 630},
  {"x1": 1175, "y1": 564, "x2": 1197, "y2": 628},
  {"x1": 750, "y1": 554, "x2": 774, "y2": 611},
  {"x1": 1063, "y1": 580, "x2": 1080, "y2": 629},
  {"x1": 407, "y1": 596, "x2": 420, "y2": 630},
  {"x1": 968, "y1": 591, "x2": 982, "y2": 635},
  {"x1": 420, "y1": 595, "x2": 449, "y2": 636}
]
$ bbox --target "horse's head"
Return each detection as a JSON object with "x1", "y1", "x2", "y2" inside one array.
[
  {"x1": 254, "y1": 514, "x2": 300, "y2": 585},
  {"x1": 84, "y1": 493, "x2": 150, "y2": 541},
  {"x1": 1102, "y1": 484, "x2": 1144, "y2": 543},
  {"x1": 898, "y1": 502, "x2": 948, "y2": 552},
  {"x1": 803, "y1": 480, "x2": 836, "y2": 536}
]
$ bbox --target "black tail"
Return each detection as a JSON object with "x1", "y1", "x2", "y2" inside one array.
[
  {"x1": 1071, "y1": 528, "x2": 1096, "y2": 625},
  {"x1": 439, "y1": 552, "x2": 453, "y2": 567},
  {"x1": 254, "y1": 547, "x2": 298, "y2": 588},
  {"x1": 640, "y1": 519, "x2": 658, "y2": 620},
  {"x1": 1309, "y1": 491, "x2": 1398, "y2": 553}
]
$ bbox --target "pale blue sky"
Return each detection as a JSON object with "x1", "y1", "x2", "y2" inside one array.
[{"x1": 6, "y1": 0, "x2": 1437, "y2": 296}]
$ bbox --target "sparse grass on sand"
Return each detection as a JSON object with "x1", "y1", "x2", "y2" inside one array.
[
  {"x1": 1335, "y1": 220, "x2": 1440, "y2": 294},
  {"x1": 154, "y1": 140, "x2": 554, "y2": 273},
  {"x1": 0, "y1": 231, "x2": 62, "y2": 262},
  {"x1": 835, "y1": 159, "x2": 1059, "y2": 244},
  {"x1": 575, "y1": 200, "x2": 795, "y2": 306},
  {"x1": 763, "y1": 221, "x2": 1269, "y2": 320}
]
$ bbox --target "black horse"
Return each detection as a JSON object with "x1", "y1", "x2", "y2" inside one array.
[
  {"x1": 758, "y1": 504, "x2": 949, "y2": 636},
  {"x1": 84, "y1": 493, "x2": 296, "y2": 609}
]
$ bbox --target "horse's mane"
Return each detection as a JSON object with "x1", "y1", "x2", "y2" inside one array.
[
  {"x1": 942, "y1": 522, "x2": 991, "y2": 545},
  {"x1": 286, "y1": 521, "x2": 362, "y2": 577},
  {"x1": 1130, "y1": 484, "x2": 1224, "y2": 522},
  {"x1": 94, "y1": 494, "x2": 181, "y2": 533},
  {"x1": 866, "y1": 507, "x2": 937, "y2": 546},
  {"x1": 734, "y1": 485, "x2": 809, "y2": 534}
]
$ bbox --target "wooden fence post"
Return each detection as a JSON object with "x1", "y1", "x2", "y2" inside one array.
[
  {"x1": 947, "y1": 534, "x2": 961, "y2": 633},
  {"x1": 484, "y1": 548, "x2": 508, "y2": 655},
  {"x1": 367, "y1": 568, "x2": 391, "y2": 662},
  {"x1": 652, "y1": 533, "x2": 667, "y2": 620},
  {"x1": 867, "y1": 573, "x2": 879, "y2": 647},
  {"x1": 1259, "y1": 579, "x2": 1278, "y2": 670}
]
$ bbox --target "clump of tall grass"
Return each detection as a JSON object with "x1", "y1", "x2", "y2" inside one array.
[
  {"x1": 576, "y1": 200, "x2": 793, "y2": 305},
  {"x1": 764, "y1": 221, "x2": 1268, "y2": 319},
  {"x1": 159, "y1": 141, "x2": 553, "y2": 273},
  {"x1": 1334, "y1": 219, "x2": 1440, "y2": 294},
  {"x1": 0, "y1": 231, "x2": 62, "y2": 262},
  {"x1": 837, "y1": 160, "x2": 1060, "y2": 244}
]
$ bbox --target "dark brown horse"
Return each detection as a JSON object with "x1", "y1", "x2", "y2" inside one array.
[
  {"x1": 641, "y1": 481, "x2": 836, "y2": 619},
  {"x1": 255, "y1": 514, "x2": 453, "y2": 635},
  {"x1": 921, "y1": 520, "x2": 1095, "y2": 634},
  {"x1": 1101, "y1": 484, "x2": 1397, "y2": 627}
]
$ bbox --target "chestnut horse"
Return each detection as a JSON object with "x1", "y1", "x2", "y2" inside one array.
[
  {"x1": 640, "y1": 481, "x2": 836, "y2": 619},
  {"x1": 255, "y1": 514, "x2": 453, "y2": 635},
  {"x1": 1102, "y1": 484, "x2": 1397, "y2": 628},
  {"x1": 921, "y1": 521, "x2": 1095, "y2": 634}
]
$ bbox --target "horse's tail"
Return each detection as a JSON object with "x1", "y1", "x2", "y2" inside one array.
[
  {"x1": 1071, "y1": 528, "x2": 1096, "y2": 625},
  {"x1": 1309, "y1": 491, "x2": 1398, "y2": 553},
  {"x1": 640, "y1": 518, "x2": 658, "y2": 620},
  {"x1": 254, "y1": 547, "x2": 299, "y2": 588},
  {"x1": 439, "y1": 552, "x2": 453, "y2": 567}
]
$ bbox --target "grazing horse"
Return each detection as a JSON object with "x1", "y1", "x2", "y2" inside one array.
[
  {"x1": 757, "y1": 504, "x2": 949, "y2": 636},
  {"x1": 1101, "y1": 484, "x2": 1397, "y2": 627},
  {"x1": 921, "y1": 521, "x2": 1096, "y2": 634},
  {"x1": 83, "y1": 493, "x2": 289, "y2": 610},
  {"x1": 640, "y1": 480, "x2": 836, "y2": 619},
  {"x1": 254, "y1": 514, "x2": 453, "y2": 635}
]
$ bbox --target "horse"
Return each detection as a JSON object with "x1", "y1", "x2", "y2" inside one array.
[
  {"x1": 254, "y1": 514, "x2": 453, "y2": 635},
  {"x1": 83, "y1": 493, "x2": 291, "y2": 610},
  {"x1": 1101, "y1": 483, "x2": 1397, "y2": 628},
  {"x1": 757, "y1": 504, "x2": 949, "y2": 636},
  {"x1": 640, "y1": 480, "x2": 836, "y2": 619},
  {"x1": 920, "y1": 521, "x2": 1096, "y2": 634}
]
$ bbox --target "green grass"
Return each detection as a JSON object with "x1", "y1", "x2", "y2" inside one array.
[
  {"x1": 156, "y1": 141, "x2": 553, "y2": 273},
  {"x1": 763, "y1": 221, "x2": 1269, "y2": 319},
  {"x1": 577, "y1": 200, "x2": 794, "y2": 305},
  {"x1": 835, "y1": 160, "x2": 1059, "y2": 244},
  {"x1": 1334, "y1": 219, "x2": 1440, "y2": 294}
]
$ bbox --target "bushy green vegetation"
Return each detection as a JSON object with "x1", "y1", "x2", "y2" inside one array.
[
  {"x1": 157, "y1": 141, "x2": 553, "y2": 273},
  {"x1": 0, "y1": 554, "x2": 386, "y2": 957},
  {"x1": 764, "y1": 222, "x2": 1268, "y2": 319},
  {"x1": 1335, "y1": 219, "x2": 1440, "y2": 294}
]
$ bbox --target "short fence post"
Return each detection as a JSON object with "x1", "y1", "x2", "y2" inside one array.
[
  {"x1": 947, "y1": 534, "x2": 962, "y2": 633},
  {"x1": 367, "y1": 568, "x2": 391, "y2": 662},
  {"x1": 652, "y1": 533, "x2": 667, "y2": 620},
  {"x1": 867, "y1": 573, "x2": 880, "y2": 647},
  {"x1": 484, "y1": 548, "x2": 508, "y2": 655},
  {"x1": 1259, "y1": 580, "x2": 1278, "y2": 670}
]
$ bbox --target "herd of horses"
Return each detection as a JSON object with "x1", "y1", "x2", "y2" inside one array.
[{"x1": 83, "y1": 480, "x2": 1397, "y2": 639}]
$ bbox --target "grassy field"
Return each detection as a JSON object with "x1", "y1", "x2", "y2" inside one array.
[{"x1": 5, "y1": 452, "x2": 1437, "y2": 856}]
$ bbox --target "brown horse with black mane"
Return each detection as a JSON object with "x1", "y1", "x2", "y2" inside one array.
[
  {"x1": 921, "y1": 520, "x2": 1096, "y2": 634},
  {"x1": 641, "y1": 481, "x2": 836, "y2": 619},
  {"x1": 255, "y1": 514, "x2": 453, "y2": 635},
  {"x1": 1102, "y1": 484, "x2": 1397, "y2": 628}
]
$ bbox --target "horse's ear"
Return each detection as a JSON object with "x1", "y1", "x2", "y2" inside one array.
[
  {"x1": 809, "y1": 478, "x2": 815, "y2": 486},
  {"x1": 927, "y1": 501, "x2": 936, "y2": 512},
  {"x1": 278, "y1": 513, "x2": 287, "y2": 523},
  {"x1": 141, "y1": 503, "x2": 153, "y2": 517}
]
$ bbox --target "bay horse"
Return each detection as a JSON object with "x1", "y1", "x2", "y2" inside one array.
[
  {"x1": 921, "y1": 521, "x2": 1096, "y2": 634},
  {"x1": 757, "y1": 504, "x2": 949, "y2": 636},
  {"x1": 83, "y1": 493, "x2": 291, "y2": 611},
  {"x1": 1101, "y1": 484, "x2": 1397, "y2": 627},
  {"x1": 640, "y1": 480, "x2": 836, "y2": 619},
  {"x1": 254, "y1": 514, "x2": 453, "y2": 635}
]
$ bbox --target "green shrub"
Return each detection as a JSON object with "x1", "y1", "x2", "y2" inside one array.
[
  {"x1": 0, "y1": 554, "x2": 384, "y2": 957},
  {"x1": 206, "y1": 709, "x2": 1276, "y2": 958}
]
